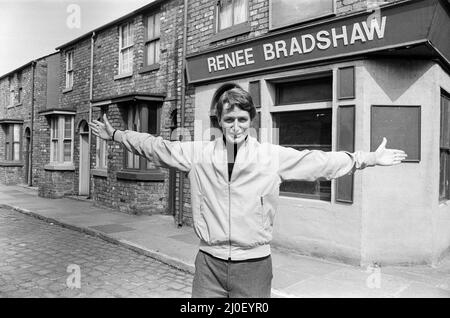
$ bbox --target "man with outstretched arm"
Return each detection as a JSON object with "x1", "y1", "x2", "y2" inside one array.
[{"x1": 89, "y1": 87, "x2": 407, "y2": 298}]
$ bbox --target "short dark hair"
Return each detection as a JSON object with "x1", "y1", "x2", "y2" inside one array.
[{"x1": 216, "y1": 87, "x2": 256, "y2": 121}]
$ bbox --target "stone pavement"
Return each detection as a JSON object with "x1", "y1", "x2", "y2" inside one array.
[
  {"x1": 0, "y1": 207, "x2": 192, "y2": 298},
  {"x1": 1, "y1": 184, "x2": 450, "y2": 298}
]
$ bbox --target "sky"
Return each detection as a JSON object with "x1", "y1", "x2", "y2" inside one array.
[{"x1": 0, "y1": 0, "x2": 154, "y2": 76}]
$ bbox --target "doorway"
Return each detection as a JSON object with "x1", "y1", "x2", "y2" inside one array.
[{"x1": 24, "y1": 127, "x2": 31, "y2": 185}]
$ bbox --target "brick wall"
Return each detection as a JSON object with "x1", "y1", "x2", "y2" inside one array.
[
  {"x1": 32, "y1": 58, "x2": 51, "y2": 187},
  {"x1": 38, "y1": 170, "x2": 75, "y2": 198},
  {"x1": 88, "y1": 0, "x2": 185, "y2": 216}
]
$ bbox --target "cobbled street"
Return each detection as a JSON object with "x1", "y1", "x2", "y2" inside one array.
[{"x1": 0, "y1": 207, "x2": 193, "y2": 298}]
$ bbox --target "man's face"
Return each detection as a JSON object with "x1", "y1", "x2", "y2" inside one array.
[{"x1": 219, "y1": 104, "x2": 251, "y2": 144}]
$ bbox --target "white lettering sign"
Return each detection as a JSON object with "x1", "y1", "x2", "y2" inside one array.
[{"x1": 206, "y1": 17, "x2": 387, "y2": 73}]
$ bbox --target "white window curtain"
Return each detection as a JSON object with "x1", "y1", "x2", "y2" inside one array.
[
  {"x1": 233, "y1": 0, "x2": 247, "y2": 25},
  {"x1": 96, "y1": 136, "x2": 107, "y2": 169},
  {"x1": 13, "y1": 124, "x2": 20, "y2": 161},
  {"x1": 50, "y1": 116, "x2": 73, "y2": 164},
  {"x1": 219, "y1": 0, "x2": 233, "y2": 30},
  {"x1": 65, "y1": 51, "x2": 73, "y2": 89},
  {"x1": 127, "y1": 107, "x2": 141, "y2": 169},
  {"x1": 219, "y1": 0, "x2": 247, "y2": 30},
  {"x1": 146, "y1": 12, "x2": 161, "y2": 66},
  {"x1": 51, "y1": 117, "x2": 59, "y2": 162},
  {"x1": 120, "y1": 23, "x2": 134, "y2": 74}
]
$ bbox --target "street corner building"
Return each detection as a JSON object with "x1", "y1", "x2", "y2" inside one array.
[
  {"x1": 1, "y1": 0, "x2": 450, "y2": 267},
  {"x1": 184, "y1": 0, "x2": 450, "y2": 266}
]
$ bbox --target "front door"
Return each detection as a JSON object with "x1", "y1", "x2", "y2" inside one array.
[{"x1": 79, "y1": 122, "x2": 90, "y2": 196}]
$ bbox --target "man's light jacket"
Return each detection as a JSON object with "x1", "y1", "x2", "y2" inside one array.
[{"x1": 119, "y1": 132, "x2": 377, "y2": 261}]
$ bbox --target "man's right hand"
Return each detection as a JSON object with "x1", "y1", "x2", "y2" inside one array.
[{"x1": 89, "y1": 114, "x2": 116, "y2": 141}]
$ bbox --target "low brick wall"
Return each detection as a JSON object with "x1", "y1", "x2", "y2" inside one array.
[
  {"x1": 0, "y1": 166, "x2": 24, "y2": 185},
  {"x1": 92, "y1": 174, "x2": 169, "y2": 216},
  {"x1": 38, "y1": 170, "x2": 75, "y2": 198}
]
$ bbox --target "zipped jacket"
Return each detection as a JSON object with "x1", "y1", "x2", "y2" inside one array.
[{"x1": 120, "y1": 132, "x2": 377, "y2": 261}]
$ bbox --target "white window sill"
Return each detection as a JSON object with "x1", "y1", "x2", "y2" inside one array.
[
  {"x1": 44, "y1": 163, "x2": 75, "y2": 171},
  {"x1": 208, "y1": 22, "x2": 251, "y2": 44},
  {"x1": 0, "y1": 161, "x2": 24, "y2": 167},
  {"x1": 63, "y1": 87, "x2": 73, "y2": 93},
  {"x1": 92, "y1": 168, "x2": 107, "y2": 177},
  {"x1": 139, "y1": 63, "x2": 160, "y2": 74},
  {"x1": 114, "y1": 72, "x2": 132, "y2": 80}
]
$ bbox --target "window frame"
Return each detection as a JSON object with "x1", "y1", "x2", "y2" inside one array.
[
  {"x1": 4, "y1": 124, "x2": 22, "y2": 162},
  {"x1": 17, "y1": 71, "x2": 23, "y2": 104},
  {"x1": 440, "y1": 91, "x2": 450, "y2": 202},
  {"x1": 275, "y1": 74, "x2": 333, "y2": 106},
  {"x1": 124, "y1": 103, "x2": 161, "y2": 171},
  {"x1": 270, "y1": 73, "x2": 334, "y2": 201},
  {"x1": 269, "y1": 0, "x2": 336, "y2": 31},
  {"x1": 144, "y1": 11, "x2": 161, "y2": 68},
  {"x1": 65, "y1": 50, "x2": 74, "y2": 90},
  {"x1": 370, "y1": 105, "x2": 421, "y2": 163},
  {"x1": 95, "y1": 111, "x2": 108, "y2": 170},
  {"x1": 118, "y1": 21, "x2": 134, "y2": 75},
  {"x1": 50, "y1": 115, "x2": 74, "y2": 165},
  {"x1": 216, "y1": 0, "x2": 249, "y2": 32},
  {"x1": 271, "y1": 107, "x2": 333, "y2": 201},
  {"x1": 8, "y1": 76, "x2": 14, "y2": 107}
]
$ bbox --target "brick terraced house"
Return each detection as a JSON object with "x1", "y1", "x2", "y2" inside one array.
[
  {"x1": 39, "y1": 0, "x2": 188, "y2": 217},
  {"x1": 0, "y1": 52, "x2": 60, "y2": 187}
]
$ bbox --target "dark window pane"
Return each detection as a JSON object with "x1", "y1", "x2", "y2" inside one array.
[
  {"x1": 270, "y1": 0, "x2": 334, "y2": 29},
  {"x1": 148, "y1": 106, "x2": 158, "y2": 134},
  {"x1": 439, "y1": 151, "x2": 447, "y2": 200},
  {"x1": 249, "y1": 80, "x2": 261, "y2": 108},
  {"x1": 336, "y1": 105, "x2": 355, "y2": 203},
  {"x1": 274, "y1": 109, "x2": 332, "y2": 201},
  {"x1": 338, "y1": 67, "x2": 355, "y2": 100},
  {"x1": 250, "y1": 111, "x2": 261, "y2": 141},
  {"x1": 441, "y1": 94, "x2": 450, "y2": 149},
  {"x1": 371, "y1": 106, "x2": 421, "y2": 162},
  {"x1": 276, "y1": 76, "x2": 332, "y2": 105}
]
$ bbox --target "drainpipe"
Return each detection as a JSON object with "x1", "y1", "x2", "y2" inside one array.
[
  {"x1": 29, "y1": 60, "x2": 36, "y2": 186},
  {"x1": 87, "y1": 31, "x2": 96, "y2": 198},
  {"x1": 177, "y1": 0, "x2": 188, "y2": 227}
]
